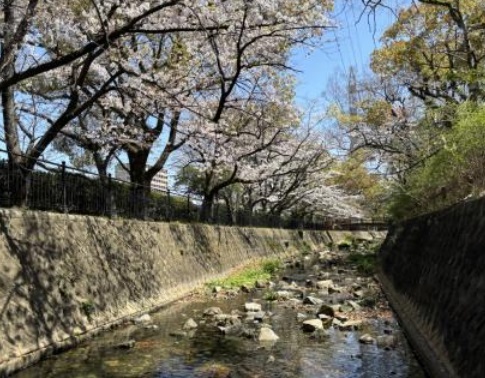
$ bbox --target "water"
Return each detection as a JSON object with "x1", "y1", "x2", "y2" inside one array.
[{"x1": 13, "y1": 252, "x2": 427, "y2": 378}]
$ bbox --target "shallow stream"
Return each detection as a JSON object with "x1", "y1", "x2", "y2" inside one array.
[{"x1": 14, "y1": 249, "x2": 427, "y2": 378}]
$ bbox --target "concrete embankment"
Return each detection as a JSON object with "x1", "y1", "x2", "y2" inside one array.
[
  {"x1": 379, "y1": 197, "x2": 485, "y2": 378},
  {"x1": 0, "y1": 209, "x2": 383, "y2": 376}
]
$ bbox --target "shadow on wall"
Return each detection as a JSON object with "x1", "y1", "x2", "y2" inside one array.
[
  {"x1": 0, "y1": 211, "x2": 342, "y2": 375},
  {"x1": 0, "y1": 213, "x2": 174, "y2": 366},
  {"x1": 0, "y1": 214, "x2": 85, "y2": 361}
]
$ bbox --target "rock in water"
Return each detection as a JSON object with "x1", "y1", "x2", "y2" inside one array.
[
  {"x1": 317, "y1": 304, "x2": 335, "y2": 318},
  {"x1": 376, "y1": 335, "x2": 397, "y2": 348},
  {"x1": 359, "y1": 334, "x2": 375, "y2": 344},
  {"x1": 244, "y1": 302, "x2": 262, "y2": 312},
  {"x1": 183, "y1": 318, "x2": 198, "y2": 330},
  {"x1": 115, "y1": 340, "x2": 136, "y2": 349},
  {"x1": 302, "y1": 319, "x2": 324, "y2": 332},
  {"x1": 303, "y1": 296, "x2": 323, "y2": 305},
  {"x1": 316, "y1": 280, "x2": 334, "y2": 290},
  {"x1": 259, "y1": 327, "x2": 279, "y2": 342},
  {"x1": 133, "y1": 314, "x2": 152, "y2": 325}
]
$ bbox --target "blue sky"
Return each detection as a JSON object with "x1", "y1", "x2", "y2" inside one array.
[{"x1": 292, "y1": 1, "x2": 400, "y2": 103}]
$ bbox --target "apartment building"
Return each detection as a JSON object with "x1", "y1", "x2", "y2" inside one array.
[{"x1": 115, "y1": 164, "x2": 168, "y2": 192}]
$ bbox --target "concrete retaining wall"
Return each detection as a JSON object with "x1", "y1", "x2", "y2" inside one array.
[
  {"x1": 0, "y1": 209, "x2": 381, "y2": 375},
  {"x1": 379, "y1": 197, "x2": 485, "y2": 378}
]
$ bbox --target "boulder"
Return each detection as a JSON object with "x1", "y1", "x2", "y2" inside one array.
[
  {"x1": 317, "y1": 304, "x2": 335, "y2": 318},
  {"x1": 258, "y1": 327, "x2": 280, "y2": 342},
  {"x1": 183, "y1": 318, "x2": 198, "y2": 330},
  {"x1": 303, "y1": 296, "x2": 323, "y2": 306},
  {"x1": 244, "y1": 302, "x2": 262, "y2": 312},
  {"x1": 302, "y1": 319, "x2": 324, "y2": 332},
  {"x1": 359, "y1": 334, "x2": 375, "y2": 344},
  {"x1": 316, "y1": 280, "x2": 334, "y2": 290},
  {"x1": 255, "y1": 280, "x2": 267, "y2": 289}
]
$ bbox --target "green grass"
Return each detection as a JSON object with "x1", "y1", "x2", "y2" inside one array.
[
  {"x1": 299, "y1": 240, "x2": 312, "y2": 256},
  {"x1": 207, "y1": 259, "x2": 281, "y2": 289},
  {"x1": 347, "y1": 253, "x2": 377, "y2": 276},
  {"x1": 263, "y1": 290, "x2": 279, "y2": 301}
]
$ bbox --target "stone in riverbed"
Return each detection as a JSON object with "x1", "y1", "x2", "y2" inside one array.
[
  {"x1": 353, "y1": 289, "x2": 364, "y2": 298},
  {"x1": 359, "y1": 334, "x2": 375, "y2": 344},
  {"x1": 338, "y1": 320, "x2": 364, "y2": 331},
  {"x1": 212, "y1": 286, "x2": 223, "y2": 293},
  {"x1": 347, "y1": 300, "x2": 362, "y2": 311},
  {"x1": 258, "y1": 327, "x2": 280, "y2": 342},
  {"x1": 255, "y1": 280, "x2": 267, "y2": 289},
  {"x1": 169, "y1": 330, "x2": 188, "y2": 338},
  {"x1": 245, "y1": 311, "x2": 265, "y2": 323},
  {"x1": 244, "y1": 302, "x2": 262, "y2": 312},
  {"x1": 296, "y1": 312, "x2": 308, "y2": 321},
  {"x1": 183, "y1": 318, "x2": 198, "y2": 330},
  {"x1": 214, "y1": 314, "x2": 241, "y2": 326},
  {"x1": 204, "y1": 307, "x2": 223, "y2": 316},
  {"x1": 302, "y1": 319, "x2": 324, "y2": 332},
  {"x1": 303, "y1": 296, "x2": 323, "y2": 305},
  {"x1": 334, "y1": 312, "x2": 349, "y2": 322},
  {"x1": 133, "y1": 314, "x2": 152, "y2": 325},
  {"x1": 316, "y1": 280, "x2": 334, "y2": 290},
  {"x1": 218, "y1": 324, "x2": 244, "y2": 337},
  {"x1": 318, "y1": 314, "x2": 333, "y2": 327},
  {"x1": 275, "y1": 290, "x2": 293, "y2": 300},
  {"x1": 376, "y1": 335, "x2": 397, "y2": 348},
  {"x1": 115, "y1": 339, "x2": 136, "y2": 349},
  {"x1": 340, "y1": 305, "x2": 354, "y2": 313},
  {"x1": 317, "y1": 304, "x2": 335, "y2": 318}
]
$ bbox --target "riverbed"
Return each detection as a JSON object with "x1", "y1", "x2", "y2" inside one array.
[{"x1": 13, "y1": 245, "x2": 427, "y2": 378}]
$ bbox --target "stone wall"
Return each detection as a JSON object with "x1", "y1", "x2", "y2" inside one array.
[
  {"x1": 0, "y1": 209, "x2": 382, "y2": 375},
  {"x1": 379, "y1": 197, "x2": 485, "y2": 378}
]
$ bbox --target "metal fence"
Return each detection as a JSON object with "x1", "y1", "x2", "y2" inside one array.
[{"x1": 0, "y1": 155, "x2": 387, "y2": 231}]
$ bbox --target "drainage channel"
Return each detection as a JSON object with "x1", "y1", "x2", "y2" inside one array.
[{"x1": 13, "y1": 245, "x2": 427, "y2": 378}]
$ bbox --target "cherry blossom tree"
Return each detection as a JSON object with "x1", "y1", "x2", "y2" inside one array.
[{"x1": 1, "y1": 0, "x2": 332, "y2": 207}]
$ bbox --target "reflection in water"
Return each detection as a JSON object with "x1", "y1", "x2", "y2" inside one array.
[{"x1": 14, "y1": 275, "x2": 426, "y2": 378}]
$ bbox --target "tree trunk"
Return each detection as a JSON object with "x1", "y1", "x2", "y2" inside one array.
[
  {"x1": 222, "y1": 194, "x2": 234, "y2": 225},
  {"x1": 127, "y1": 149, "x2": 151, "y2": 219},
  {"x1": 7, "y1": 164, "x2": 31, "y2": 208},
  {"x1": 200, "y1": 193, "x2": 215, "y2": 223}
]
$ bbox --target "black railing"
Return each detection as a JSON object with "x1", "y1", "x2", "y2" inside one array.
[{"x1": 0, "y1": 155, "x2": 387, "y2": 231}]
